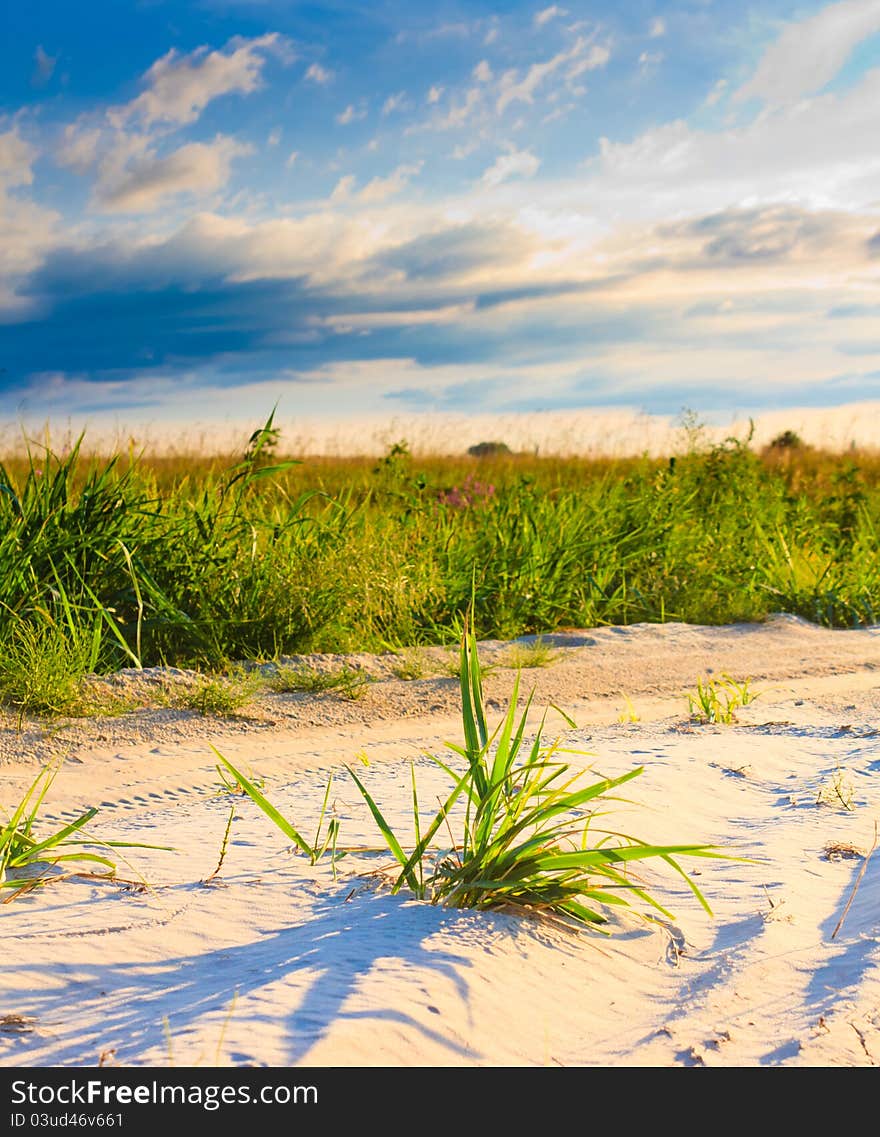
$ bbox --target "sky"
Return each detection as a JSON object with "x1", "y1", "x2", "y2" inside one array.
[{"x1": 2, "y1": 0, "x2": 880, "y2": 433}]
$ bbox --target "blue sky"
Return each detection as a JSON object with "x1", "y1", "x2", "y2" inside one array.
[{"x1": 2, "y1": 0, "x2": 880, "y2": 430}]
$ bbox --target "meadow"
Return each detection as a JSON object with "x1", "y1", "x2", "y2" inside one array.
[{"x1": 0, "y1": 412, "x2": 878, "y2": 717}]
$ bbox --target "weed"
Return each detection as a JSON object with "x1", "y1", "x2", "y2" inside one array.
[
  {"x1": 224, "y1": 614, "x2": 732, "y2": 933},
  {"x1": 391, "y1": 647, "x2": 437, "y2": 680},
  {"x1": 269, "y1": 663, "x2": 369, "y2": 700},
  {"x1": 816, "y1": 765, "x2": 855, "y2": 811},
  {"x1": 501, "y1": 638, "x2": 560, "y2": 670},
  {"x1": 0, "y1": 761, "x2": 171, "y2": 900},
  {"x1": 343, "y1": 613, "x2": 729, "y2": 931},
  {"x1": 212, "y1": 751, "x2": 341, "y2": 875},
  {"x1": 175, "y1": 669, "x2": 264, "y2": 716},
  {"x1": 686, "y1": 674, "x2": 759, "y2": 724},
  {"x1": 618, "y1": 696, "x2": 640, "y2": 724}
]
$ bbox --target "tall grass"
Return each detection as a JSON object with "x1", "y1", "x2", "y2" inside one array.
[{"x1": 0, "y1": 416, "x2": 878, "y2": 697}]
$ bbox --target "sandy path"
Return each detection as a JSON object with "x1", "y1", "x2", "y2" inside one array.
[{"x1": 2, "y1": 614, "x2": 879, "y2": 1068}]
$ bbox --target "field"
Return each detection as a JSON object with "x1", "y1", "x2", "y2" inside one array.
[{"x1": 0, "y1": 412, "x2": 878, "y2": 719}]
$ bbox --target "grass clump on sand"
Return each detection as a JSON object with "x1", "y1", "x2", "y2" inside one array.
[
  {"x1": 172, "y1": 668, "x2": 265, "y2": 716},
  {"x1": 269, "y1": 662, "x2": 370, "y2": 700},
  {"x1": 501, "y1": 637, "x2": 560, "y2": 670},
  {"x1": 219, "y1": 613, "x2": 728, "y2": 933},
  {"x1": 0, "y1": 762, "x2": 171, "y2": 901},
  {"x1": 686, "y1": 675, "x2": 760, "y2": 724}
]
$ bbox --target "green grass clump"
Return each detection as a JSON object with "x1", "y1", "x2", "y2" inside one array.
[
  {"x1": 0, "y1": 620, "x2": 95, "y2": 725},
  {"x1": 213, "y1": 751, "x2": 341, "y2": 872},
  {"x1": 501, "y1": 637, "x2": 560, "y2": 670},
  {"x1": 219, "y1": 614, "x2": 730, "y2": 933},
  {"x1": 686, "y1": 675, "x2": 760, "y2": 724},
  {"x1": 1, "y1": 762, "x2": 171, "y2": 900},
  {"x1": 269, "y1": 663, "x2": 370, "y2": 700},
  {"x1": 174, "y1": 670, "x2": 265, "y2": 716}
]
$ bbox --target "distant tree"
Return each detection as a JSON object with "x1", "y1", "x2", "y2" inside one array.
[
  {"x1": 467, "y1": 440, "x2": 512, "y2": 458},
  {"x1": 768, "y1": 429, "x2": 803, "y2": 450}
]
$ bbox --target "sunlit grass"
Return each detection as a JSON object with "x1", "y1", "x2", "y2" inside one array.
[
  {"x1": 0, "y1": 761, "x2": 172, "y2": 900},
  {"x1": 216, "y1": 613, "x2": 733, "y2": 933},
  {"x1": 0, "y1": 412, "x2": 878, "y2": 683}
]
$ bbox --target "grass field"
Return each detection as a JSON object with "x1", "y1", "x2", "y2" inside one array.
[{"x1": 0, "y1": 413, "x2": 877, "y2": 717}]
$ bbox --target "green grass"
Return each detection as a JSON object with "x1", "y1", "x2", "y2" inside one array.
[
  {"x1": 269, "y1": 663, "x2": 370, "y2": 700},
  {"x1": 0, "y1": 412, "x2": 878, "y2": 683},
  {"x1": 217, "y1": 614, "x2": 732, "y2": 933},
  {"x1": 501, "y1": 637, "x2": 561, "y2": 670},
  {"x1": 686, "y1": 675, "x2": 760, "y2": 724},
  {"x1": 173, "y1": 669, "x2": 265, "y2": 716},
  {"x1": 0, "y1": 761, "x2": 172, "y2": 900}
]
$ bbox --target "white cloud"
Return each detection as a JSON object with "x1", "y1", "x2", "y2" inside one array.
[
  {"x1": 734, "y1": 0, "x2": 880, "y2": 106},
  {"x1": 327, "y1": 163, "x2": 423, "y2": 206},
  {"x1": 649, "y1": 18, "x2": 666, "y2": 38},
  {"x1": 0, "y1": 130, "x2": 60, "y2": 283},
  {"x1": 567, "y1": 44, "x2": 611, "y2": 80},
  {"x1": 110, "y1": 34, "x2": 293, "y2": 129},
  {"x1": 57, "y1": 123, "x2": 104, "y2": 173},
  {"x1": 382, "y1": 91, "x2": 408, "y2": 115},
  {"x1": 305, "y1": 62, "x2": 333, "y2": 84},
  {"x1": 639, "y1": 51, "x2": 663, "y2": 70},
  {"x1": 427, "y1": 85, "x2": 444, "y2": 104},
  {"x1": 589, "y1": 66, "x2": 880, "y2": 218},
  {"x1": 473, "y1": 60, "x2": 493, "y2": 82},
  {"x1": 330, "y1": 174, "x2": 356, "y2": 202},
  {"x1": 0, "y1": 130, "x2": 36, "y2": 189},
  {"x1": 534, "y1": 6, "x2": 568, "y2": 27},
  {"x1": 358, "y1": 162, "x2": 423, "y2": 203},
  {"x1": 32, "y1": 45, "x2": 58, "y2": 86},
  {"x1": 286, "y1": 150, "x2": 299, "y2": 168},
  {"x1": 497, "y1": 36, "x2": 608, "y2": 112},
  {"x1": 336, "y1": 103, "x2": 366, "y2": 124},
  {"x1": 452, "y1": 140, "x2": 480, "y2": 159},
  {"x1": 267, "y1": 127, "x2": 281, "y2": 147},
  {"x1": 705, "y1": 78, "x2": 728, "y2": 107},
  {"x1": 481, "y1": 146, "x2": 540, "y2": 186},
  {"x1": 432, "y1": 87, "x2": 482, "y2": 129},
  {"x1": 96, "y1": 135, "x2": 252, "y2": 212}
]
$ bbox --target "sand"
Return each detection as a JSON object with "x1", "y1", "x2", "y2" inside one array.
[{"x1": 2, "y1": 614, "x2": 880, "y2": 1069}]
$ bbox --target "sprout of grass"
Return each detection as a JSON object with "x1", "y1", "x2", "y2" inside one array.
[{"x1": 0, "y1": 761, "x2": 172, "y2": 900}]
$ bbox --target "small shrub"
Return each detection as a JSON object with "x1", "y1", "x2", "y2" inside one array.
[
  {"x1": 501, "y1": 637, "x2": 560, "y2": 669},
  {"x1": 0, "y1": 620, "x2": 95, "y2": 726},
  {"x1": 816, "y1": 765, "x2": 855, "y2": 811},
  {"x1": 467, "y1": 441, "x2": 511, "y2": 458},
  {"x1": 768, "y1": 429, "x2": 803, "y2": 450}
]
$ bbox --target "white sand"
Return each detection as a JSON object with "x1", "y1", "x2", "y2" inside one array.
[{"x1": 2, "y1": 615, "x2": 880, "y2": 1068}]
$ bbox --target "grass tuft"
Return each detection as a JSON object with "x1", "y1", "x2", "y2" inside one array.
[
  {"x1": 0, "y1": 761, "x2": 172, "y2": 900},
  {"x1": 501, "y1": 637, "x2": 560, "y2": 670},
  {"x1": 269, "y1": 663, "x2": 370, "y2": 700},
  {"x1": 219, "y1": 611, "x2": 734, "y2": 934},
  {"x1": 686, "y1": 674, "x2": 760, "y2": 724}
]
